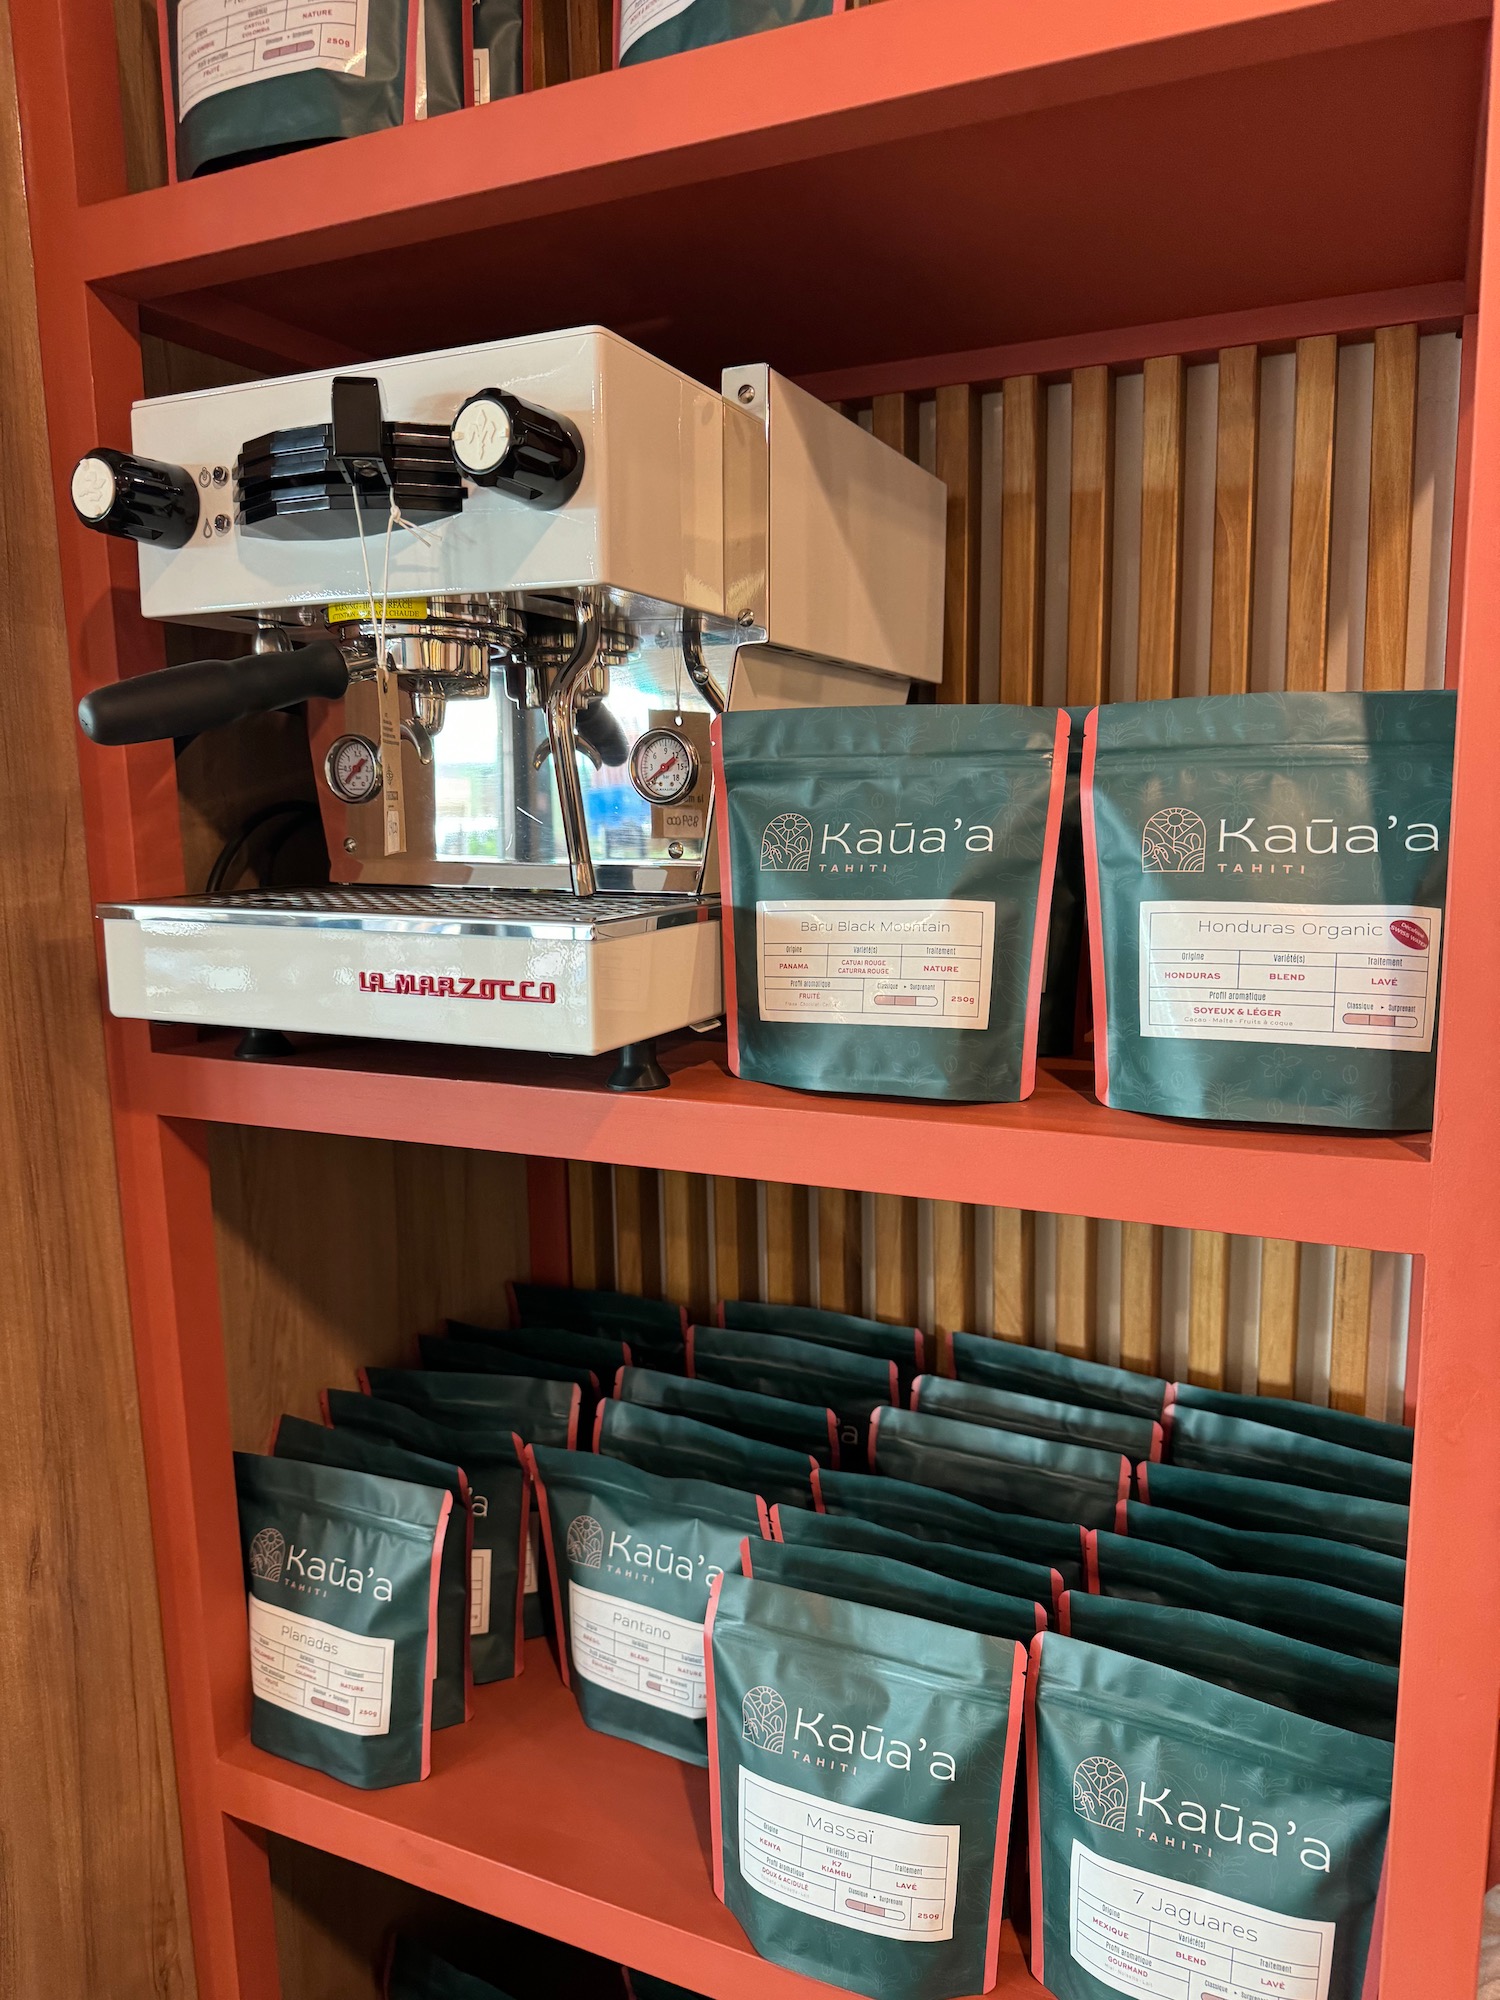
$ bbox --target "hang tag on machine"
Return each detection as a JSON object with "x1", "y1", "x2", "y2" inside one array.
[
  {"x1": 377, "y1": 656, "x2": 407, "y2": 856},
  {"x1": 648, "y1": 708, "x2": 713, "y2": 844}
]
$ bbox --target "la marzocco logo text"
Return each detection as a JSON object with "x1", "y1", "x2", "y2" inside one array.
[
  {"x1": 249, "y1": 1523, "x2": 393, "y2": 1600},
  {"x1": 1142, "y1": 805, "x2": 1442, "y2": 876},
  {"x1": 566, "y1": 1511, "x2": 723, "y2": 1588},
  {"x1": 761, "y1": 811, "x2": 996, "y2": 877},
  {"x1": 1072, "y1": 1755, "x2": 1333, "y2": 1872},
  {"x1": 358, "y1": 971, "x2": 556, "y2": 1003},
  {"x1": 742, "y1": 1681, "x2": 957, "y2": 1781}
]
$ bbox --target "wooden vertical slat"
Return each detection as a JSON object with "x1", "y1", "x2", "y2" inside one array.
[
  {"x1": 999, "y1": 374, "x2": 1047, "y2": 703},
  {"x1": 1054, "y1": 1214, "x2": 1097, "y2": 1360},
  {"x1": 817, "y1": 1187, "x2": 863, "y2": 1314},
  {"x1": 763, "y1": 1182, "x2": 810, "y2": 1306},
  {"x1": 990, "y1": 1209, "x2": 1034, "y2": 1342},
  {"x1": 871, "y1": 391, "x2": 920, "y2": 459},
  {"x1": 874, "y1": 1194, "x2": 920, "y2": 1327},
  {"x1": 713, "y1": 1177, "x2": 760, "y2": 1305},
  {"x1": 1330, "y1": 1247, "x2": 1374, "y2": 1412},
  {"x1": 567, "y1": 1161, "x2": 615, "y2": 1289},
  {"x1": 1209, "y1": 344, "x2": 1260, "y2": 693},
  {"x1": 931, "y1": 1202, "x2": 974, "y2": 1354},
  {"x1": 1118, "y1": 1223, "x2": 1163, "y2": 1374},
  {"x1": 935, "y1": 384, "x2": 981, "y2": 704},
  {"x1": 1284, "y1": 334, "x2": 1339, "y2": 690},
  {"x1": 1257, "y1": 1238, "x2": 1302, "y2": 1398},
  {"x1": 1136, "y1": 354, "x2": 1186, "y2": 701},
  {"x1": 612, "y1": 1167, "x2": 661, "y2": 1299},
  {"x1": 1187, "y1": 1231, "x2": 1231, "y2": 1387},
  {"x1": 565, "y1": 0, "x2": 612, "y2": 77},
  {"x1": 527, "y1": 0, "x2": 571, "y2": 86},
  {"x1": 661, "y1": 1171, "x2": 710, "y2": 1324},
  {"x1": 1363, "y1": 323, "x2": 1420, "y2": 689}
]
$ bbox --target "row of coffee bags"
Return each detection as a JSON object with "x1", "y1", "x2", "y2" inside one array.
[{"x1": 712, "y1": 690, "x2": 1455, "y2": 1129}]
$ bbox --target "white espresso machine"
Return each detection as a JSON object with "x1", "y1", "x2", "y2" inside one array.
[{"x1": 70, "y1": 328, "x2": 944, "y2": 1087}]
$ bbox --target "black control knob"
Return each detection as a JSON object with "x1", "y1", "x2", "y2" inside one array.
[
  {"x1": 449, "y1": 389, "x2": 584, "y2": 508},
  {"x1": 70, "y1": 448, "x2": 201, "y2": 549}
]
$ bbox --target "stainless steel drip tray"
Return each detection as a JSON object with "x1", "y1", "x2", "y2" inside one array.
[{"x1": 96, "y1": 885, "x2": 718, "y2": 941}]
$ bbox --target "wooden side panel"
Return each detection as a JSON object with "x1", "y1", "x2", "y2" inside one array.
[
  {"x1": 816, "y1": 1186, "x2": 863, "y2": 1314},
  {"x1": 1136, "y1": 354, "x2": 1186, "y2": 701},
  {"x1": 612, "y1": 1167, "x2": 662, "y2": 1298},
  {"x1": 999, "y1": 374, "x2": 1047, "y2": 703},
  {"x1": 712, "y1": 1177, "x2": 760, "y2": 1305},
  {"x1": 763, "y1": 1182, "x2": 810, "y2": 1305},
  {"x1": 661, "y1": 1171, "x2": 710, "y2": 1323},
  {"x1": 1208, "y1": 344, "x2": 1260, "y2": 694},
  {"x1": 1284, "y1": 335, "x2": 1340, "y2": 690},
  {"x1": 394, "y1": 1146, "x2": 531, "y2": 1334},
  {"x1": 990, "y1": 1208, "x2": 1035, "y2": 1342},
  {"x1": 873, "y1": 1194, "x2": 920, "y2": 1327},
  {"x1": 567, "y1": 1161, "x2": 616, "y2": 1290},
  {"x1": 1257, "y1": 1238, "x2": 1303, "y2": 1398},
  {"x1": 1364, "y1": 323, "x2": 1420, "y2": 689},
  {"x1": 935, "y1": 384, "x2": 981, "y2": 704},
  {"x1": 269, "y1": 1840, "x2": 431, "y2": 2000}
]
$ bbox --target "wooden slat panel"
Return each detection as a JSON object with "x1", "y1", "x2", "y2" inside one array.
[
  {"x1": 873, "y1": 1194, "x2": 920, "y2": 1327},
  {"x1": 763, "y1": 1182, "x2": 811, "y2": 1306},
  {"x1": 1363, "y1": 323, "x2": 1420, "y2": 689},
  {"x1": 612, "y1": 1167, "x2": 661, "y2": 1298},
  {"x1": 1054, "y1": 1213, "x2": 1098, "y2": 1360},
  {"x1": 935, "y1": 384, "x2": 981, "y2": 703},
  {"x1": 990, "y1": 1208, "x2": 1034, "y2": 1342},
  {"x1": 1284, "y1": 334, "x2": 1340, "y2": 690},
  {"x1": 871, "y1": 390, "x2": 920, "y2": 458},
  {"x1": 1136, "y1": 354, "x2": 1186, "y2": 701},
  {"x1": 999, "y1": 374, "x2": 1047, "y2": 703},
  {"x1": 931, "y1": 1202, "x2": 974, "y2": 1349},
  {"x1": 394, "y1": 1146, "x2": 531, "y2": 1332},
  {"x1": 1187, "y1": 1229, "x2": 1231, "y2": 1388},
  {"x1": 817, "y1": 1186, "x2": 863, "y2": 1314},
  {"x1": 1209, "y1": 344, "x2": 1260, "y2": 693},
  {"x1": 1118, "y1": 1221, "x2": 1163, "y2": 1374},
  {"x1": 1257, "y1": 1238, "x2": 1302, "y2": 1398},
  {"x1": 661, "y1": 1171, "x2": 710, "y2": 1324},
  {"x1": 528, "y1": 0, "x2": 571, "y2": 87},
  {"x1": 567, "y1": 1160, "x2": 615, "y2": 1291},
  {"x1": 712, "y1": 1177, "x2": 760, "y2": 1305},
  {"x1": 565, "y1": 0, "x2": 612, "y2": 78},
  {"x1": 1330, "y1": 1246, "x2": 1374, "y2": 1413},
  {"x1": 1067, "y1": 365, "x2": 1115, "y2": 705}
]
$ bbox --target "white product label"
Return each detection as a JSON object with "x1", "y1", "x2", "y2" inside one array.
[
  {"x1": 525, "y1": 1521, "x2": 539, "y2": 1597},
  {"x1": 739, "y1": 1768, "x2": 959, "y2": 1941},
  {"x1": 177, "y1": 0, "x2": 370, "y2": 118},
  {"x1": 473, "y1": 46, "x2": 491, "y2": 103},
  {"x1": 247, "y1": 1594, "x2": 393, "y2": 1737},
  {"x1": 619, "y1": 0, "x2": 696, "y2": 55},
  {"x1": 568, "y1": 1580, "x2": 706, "y2": 1718},
  {"x1": 1070, "y1": 1843, "x2": 1335, "y2": 2000},
  {"x1": 757, "y1": 901, "x2": 995, "y2": 1030},
  {"x1": 1138, "y1": 901, "x2": 1440, "y2": 1051},
  {"x1": 470, "y1": 1547, "x2": 492, "y2": 1636}
]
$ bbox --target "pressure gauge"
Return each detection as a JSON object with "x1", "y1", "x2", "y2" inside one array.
[
  {"x1": 324, "y1": 733, "x2": 381, "y2": 804},
  {"x1": 629, "y1": 727, "x2": 698, "y2": 805}
]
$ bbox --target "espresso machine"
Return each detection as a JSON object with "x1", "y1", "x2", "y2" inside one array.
[{"x1": 70, "y1": 329, "x2": 944, "y2": 1086}]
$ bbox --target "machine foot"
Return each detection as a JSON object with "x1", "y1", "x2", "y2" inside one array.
[
  {"x1": 234, "y1": 1027, "x2": 294, "y2": 1061},
  {"x1": 608, "y1": 1040, "x2": 669, "y2": 1092}
]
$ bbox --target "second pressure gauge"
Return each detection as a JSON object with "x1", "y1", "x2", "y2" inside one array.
[
  {"x1": 629, "y1": 727, "x2": 698, "y2": 805},
  {"x1": 324, "y1": 733, "x2": 382, "y2": 804}
]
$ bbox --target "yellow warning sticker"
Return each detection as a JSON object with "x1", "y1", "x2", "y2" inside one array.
[{"x1": 325, "y1": 598, "x2": 431, "y2": 625}]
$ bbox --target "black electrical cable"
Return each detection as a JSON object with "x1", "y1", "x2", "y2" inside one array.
[{"x1": 204, "y1": 800, "x2": 322, "y2": 895}]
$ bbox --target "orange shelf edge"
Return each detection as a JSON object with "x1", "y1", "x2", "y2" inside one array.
[
  {"x1": 121, "y1": 1032, "x2": 1431, "y2": 1254},
  {"x1": 214, "y1": 1646, "x2": 1049, "y2": 2000}
]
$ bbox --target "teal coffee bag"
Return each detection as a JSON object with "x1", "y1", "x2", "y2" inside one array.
[
  {"x1": 1168, "y1": 1405, "x2": 1411, "y2": 1504},
  {"x1": 914, "y1": 1374, "x2": 1163, "y2": 1462},
  {"x1": 1083, "y1": 691, "x2": 1455, "y2": 1128},
  {"x1": 595, "y1": 1399, "x2": 817, "y2": 1510},
  {"x1": 949, "y1": 1331, "x2": 1170, "y2": 1421},
  {"x1": 443, "y1": 1319, "x2": 632, "y2": 1376},
  {"x1": 1118, "y1": 1499, "x2": 1406, "y2": 1605},
  {"x1": 744, "y1": 1538, "x2": 1046, "y2": 1642},
  {"x1": 323, "y1": 1389, "x2": 530, "y2": 1680},
  {"x1": 615, "y1": 1366, "x2": 839, "y2": 1465},
  {"x1": 387, "y1": 1935, "x2": 516, "y2": 2000},
  {"x1": 816, "y1": 1468, "x2": 1088, "y2": 1587},
  {"x1": 1140, "y1": 1461, "x2": 1408, "y2": 1558},
  {"x1": 528, "y1": 1447, "x2": 763, "y2": 1762},
  {"x1": 273, "y1": 1416, "x2": 471, "y2": 1727},
  {"x1": 235, "y1": 1452, "x2": 449, "y2": 1788},
  {"x1": 361, "y1": 1366, "x2": 584, "y2": 1439},
  {"x1": 618, "y1": 0, "x2": 839, "y2": 69},
  {"x1": 1028, "y1": 1633, "x2": 1392, "y2": 2000},
  {"x1": 872, "y1": 1407, "x2": 1129, "y2": 1530},
  {"x1": 719, "y1": 1299, "x2": 927, "y2": 1376},
  {"x1": 1086, "y1": 1529, "x2": 1402, "y2": 1664},
  {"x1": 772, "y1": 1504, "x2": 1065, "y2": 1617},
  {"x1": 473, "y1": 0, "x2": 525, "y2": 104},
  {"x1": 713, "y1": 706, "x2": 1069, "y2": 1101},
  {"x1": 1171, "y1": 1380, "x2": 1413, "y2": 1462},
  {"x1": 707, "y1": 1572, "x2": 1025, "y2": 1999},
  {"x1": 689, "y1": 1323, "x2": 896, "y2": 1459},
  {"x1": 509, "y1": 1282, "x2": 687, "y2": 1372}
]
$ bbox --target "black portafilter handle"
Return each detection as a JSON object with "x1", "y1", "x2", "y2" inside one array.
[{"x1": 78, "y1": 638, "x2": 350, "y2": 746}]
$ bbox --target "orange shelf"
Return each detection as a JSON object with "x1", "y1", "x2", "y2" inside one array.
[
  {"x1": 215, "y1": 1641, "x2": 1048, "y2": 2000},
  {"x1": 121, "y1": 1031, "x2": 1430, "y2": 1253},
  {"x1": 53, "y1": 0, "x2": 1485, "y2": 383}
]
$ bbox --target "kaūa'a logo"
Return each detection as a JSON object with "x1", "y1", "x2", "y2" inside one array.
[
  {"x1": 248, "y1": 1527, "x2": 286, "y2": 1584},
  {"x1": 565, "y1": 1514, "x2": 604, "y2": 1568},
  {"x1": 741, "y1": 1685, "x2": 789, "y2": 1753},
  {"x1": 1141, "y1": 807, "x2": 1207, "y2": 873},
  {"x1": 760, "y1": 813, "x2": 813, "y2": 873},
  {"x1": 1073, "y1": 1755, "x2": 1129, "y2": 1830}
]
